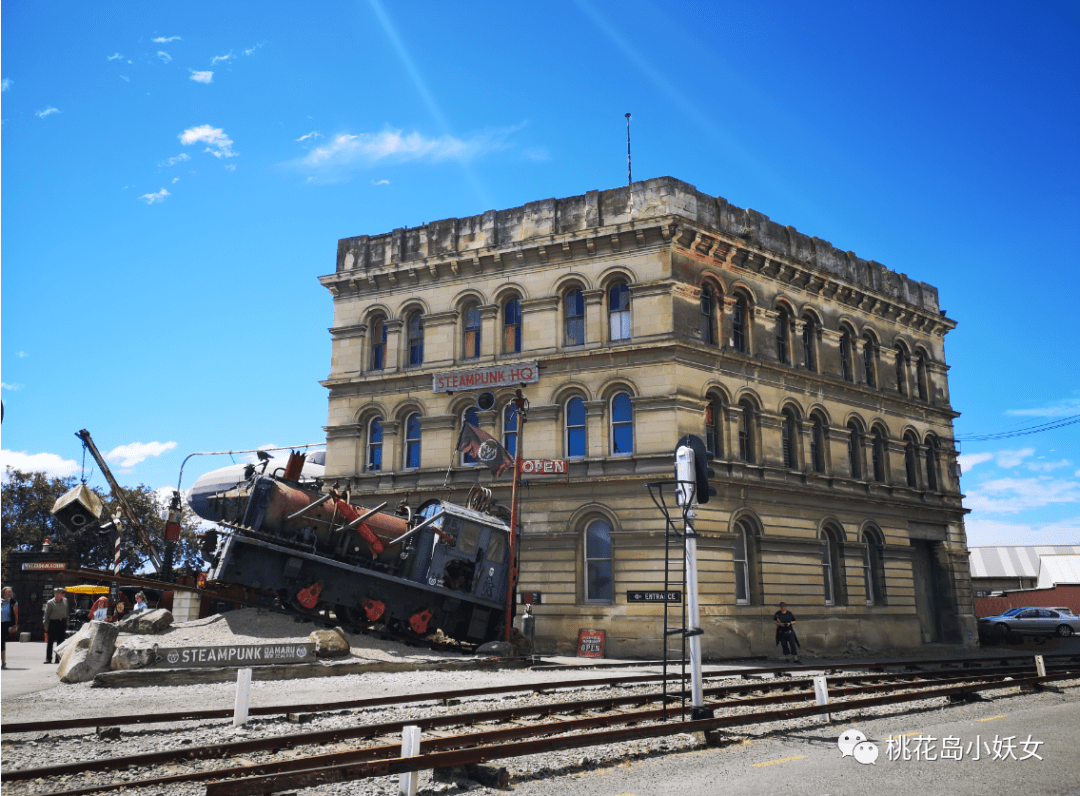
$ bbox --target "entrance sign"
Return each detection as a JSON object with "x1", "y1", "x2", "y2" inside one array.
[
  {"x1": 519, "y1": 459, "x2": 568, "y2": 475},
  {"x1": 433, "y1": 362, "x2": 539, "y2": 393},
  {"x1": 627, "y1": 591, "x2": 681, "y2": 603}
]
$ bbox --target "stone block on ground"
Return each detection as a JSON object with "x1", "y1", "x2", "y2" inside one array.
[
  {"x1": 475, "y1": 640, "x2": 514, "y2": 658},
  {"x1": 58, "y1": 621, "x2": 119, "y2": 684},
  {"x1": 110, "y1": 645, "x2": 159, "y2": 670},
  {"x1": 432, "y1": 764, "x2": 509, "y2": 790},
  {"x1": 310, "y1": 627, "x2": 351, "y2": 658},
  {"x1": 118, "y1": 608, "x2": 173, "y2": 635},
  {"x1": 55, "y1": 623, "x2": 94, "y2": 657}
]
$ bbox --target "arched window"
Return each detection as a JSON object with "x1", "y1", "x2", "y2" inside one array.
[
  {"x1": 584, "y1": 518, "x2": 613, "y2": 603},
  {"x1": 894, "y1": 346, "x2": 908, "y2": 395},
  {"x1": 925, "y1": 436, "x2": 939, "y2": 491},
  {"x1": 733, "y1": 519, "x2": 755, "y2": 604},
  {"x1": 915, "y1": 355, "x2": 929, "y2": 401},
  {"x1": 609, "y1": 282, "x2": 631, "y2": 341},
  {"x1": 863, "y1": 530, "x2": 886, "y2": 606},
  {"x1": 370, "y1": 315, "x2": 387, "y2": 371},
  {"x1": 404, "y1": 413, "x2": 422, "y2": 469},
  {"x1": 566, "y1": 397, "x2": 587, "y2": 459},
  {"x1": 738, "y1": 399, "x2": 757, "y2": 464},
  {"x1": 610, "y1": 392, "x2": 633, "y2": 455},
  {"x1": 407, "y1": 311, "x2": 424, "y2": 366},
  {"x1": 463, "y1": 304, "x2": 482, "y2": 360},
  {"x1": 847, "y1": 421, "x2": 863, "y2": 480},
  {"x1": 503, "y1": 404, "x2": 518, "y2": 458},
  {"x1": 781, "y1": 409, "x2": 798, "y2": 470},
  {"x1": 810, "y1": 415, "x2": 826, "y2": 474},
  {"x1": 840, "y1": 329, "x2": 855, "y2": 382},
  {"x1": 904, "y1": 433, "x2": 919, "y2": 488},
  {"x1": 871, "y1": 428, "x2": 887, "y2": 483},
  {"x1": 461, "y1": 407, "x2": 480, "y2": 466},
  {"x1": 862, "y1": 335, "x2": 877, "y2": 388},
  {"x1": 565, "y1": 289, "x2": 585, "y2": 347},
  {"x1": 705, "y1": 394, "x2": 724, "y2": 460},
  {"x1": 802, "y1": 315, "x2": 818, "y2": 372},
  {"x1": 776, "y1": 308, "x2": 791, "y2": 365},
  {"x1": 700, "y1": 286, "x2": 717, "y2": 345},
  {"x1": 366, "y1": 417, "x2": 383, "y2": 472},
  {"x1": 732, "y1": 295, "x2": 750, "y2": 353},
  {"x1": 503, "y1": 298, "x2": 521, "y2": 354},
  {"x1": 821, "y1": 526, "x2": 844, "y2": 606}
]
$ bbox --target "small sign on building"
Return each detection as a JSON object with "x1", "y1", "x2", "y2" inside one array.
[
  {"x1": 21, "y1": 562, "x2": 69, "y2": 571},
  {"x1": 626, "y1": 591, "x2": 682, "y2": 603},
  {"x1": 433, "y1": 361, "x2": 539, "y2": 394},
  {"x1": 577, "y1": 629, "x2": 605, "y2": 658},
  {"x1": 519, "y1": 459, "x2": 568, "y2": 475}
]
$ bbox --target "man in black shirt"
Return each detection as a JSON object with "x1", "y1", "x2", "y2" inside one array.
[{"x1": 773, "y1": 601, "x2": 800, "y2": 663}]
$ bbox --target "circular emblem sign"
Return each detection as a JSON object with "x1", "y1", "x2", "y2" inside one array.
[{"x1": 478, "y1": 440, "x2": 501, "y2": 464}]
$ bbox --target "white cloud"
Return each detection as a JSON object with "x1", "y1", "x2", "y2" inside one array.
[
  {"x1": 1027, "y1": 459, "x2": 1073, "y2": 473},
  {"x1": 964, "y1": 476, "x2": 1080, "y2": 514},
  {"x1": 159, "y1": 153, "x2": 191, "y2": 168},
  {"x1": 243, "y1": 46, "x2": 257, "y2": 56},
  {"x1": 139, "y1": 188, "x2": 170, "y2": 204},
  {"x1": 17, "y1": 351, "x2": 27, "y2": 358},
  {"x1": 105, "y1": 441, "x2": 178, "y2": 468},
  {"x1": 1, "y1": 382, "x2": 19, "y2": 390},
  {"x1": 224, "y1": 164, "x2": 236, "y2": 171},
  {"x1": 188, "y1": 70, "x2": 213, "y2": 84},
  {"x1": 965, "y1": 516, "x2": 1080, "y2": 547},
  {"x1": 2, "y1": 78, "x2": 12, "y2": 92},
  {"x1": 157, "y1": 51, "x2": 173, "y2": 64},
  {"x1": 958, "y1": 452, "x2": 993, "y2": 473},
  {"x1": 107, "y1": 53, "x2": 122, "y2": 61},
  {"x1": 179, "y1": 124, "x2": 235, "y2": 158},
  {"x1": 1006, "y1": 399, "x2": 1080, "y2": 417},
  {"x1": 296, "y1": 131, "x2": 321, "y2": 143},
  {"x1": 994, "y1": 448, "x2": 1035, "y2": 468},
  {"x1": 1, "y1": 450, "x2": 80, "y2": 479},
  {"x1": 152, "y1": 36, "x2": 182, "y2": 44},
  {"x1": 36, "y1": 107, "x2": 60, "y2": 119},
  {"x1": 172, "y1": 177, "x2": 180, "y2": 184},
  {"x1": 211, "y1": 51, "x2": 234, "y2": 65},
  {"x1": 372, "y1": 179, "x2": 390, "y2": 186}
]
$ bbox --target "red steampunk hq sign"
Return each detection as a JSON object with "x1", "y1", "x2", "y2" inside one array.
[{"x1": 433, "y1": 362, "x2": 539, "y2": 393}]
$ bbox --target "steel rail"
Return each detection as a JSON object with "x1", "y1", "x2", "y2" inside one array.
[
  {"x1": 5, "y1": 652, "x2": 1072, "y2": 735},
  {"x1": 26, "y1": 669, "x2": 1077, "y2": 796},
  {"x1": 203, "y1": 671, "x2": 1080, "y2": 796},
  {"x1": 6, "y1": 665, "x2": 1068, "y2": 786}
]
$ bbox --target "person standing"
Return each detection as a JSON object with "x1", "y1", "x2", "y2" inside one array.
[
  {"x1": 43, "y1": 588, "x2": 70, "y2": 664},
  {"x1": 1, "y1": 587, "x2": 18, "y2": 669},
  {"x1": 90, "y1": 596, "x2": 109, "y2": 621},
  {"x1": 133, "y1": 593, "x2": 148, "y2": 612},
  {"x1": 773, "y1": 601, "x2": 800, "y2": 663}
]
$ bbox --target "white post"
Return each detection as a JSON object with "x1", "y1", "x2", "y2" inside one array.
[
  {"x1": 1035, "y1": 654, "x2": 1046, "y2": 678},
  {"x1": 813, "y1": 675, "x2": 830, "y2": 723},
  {"x1": 399, "y1": 725, "x2": 421, "y2": 796},
  {"x1": 675, "y1": 445, "x2": 705, "y2": 714},
  {"x1": 233, "y1": 668, "x2": 252, "y2": 727}
]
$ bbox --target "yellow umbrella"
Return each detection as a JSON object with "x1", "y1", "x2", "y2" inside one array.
[{"x1": 64, "y1": 585, "x2": 110, "y2": 595}]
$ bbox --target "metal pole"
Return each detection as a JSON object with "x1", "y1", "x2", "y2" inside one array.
[
  {"x1": 675, "y1": 444, "x2": 710, "y2": 719},
  {"x1": 625, "y1": 113, "x2": 632, "y2": 186},
  {"x1": 504, "y1": 391, "x2": 528, "y2": 642}
]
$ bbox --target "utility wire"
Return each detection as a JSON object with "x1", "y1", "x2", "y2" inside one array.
[{"x1": 954, "y1": 414, "x2": 1080, "y2": 442}]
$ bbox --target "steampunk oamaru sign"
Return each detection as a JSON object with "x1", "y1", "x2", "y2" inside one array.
[{"x1": 150, "y1": 642, "x2": 317, "y2": 668}]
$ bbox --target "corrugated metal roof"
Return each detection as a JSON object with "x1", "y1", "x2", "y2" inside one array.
[
  {"x1": 968, "y1": 546, "x2": 1080, "y2": 579},
  {"x1": 1036, "y1": 555, "x2": 1080, "y2": 589}
]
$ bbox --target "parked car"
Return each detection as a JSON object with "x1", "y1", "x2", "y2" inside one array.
[{"x1": 979, "y1": 607, "x2": 1080, "y2": 640}]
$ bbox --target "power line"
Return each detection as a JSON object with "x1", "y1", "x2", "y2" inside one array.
[{"x1": 955, "y1": 414, "x2": 1080, "y2": 442}]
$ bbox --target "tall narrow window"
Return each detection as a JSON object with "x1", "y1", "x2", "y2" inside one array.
[
  {"x1": 366, "y1": 417, "x2": 383, "y2": 472},
  {"x1": 821, "y1": 527, "x2": 844, "y2": 606},
  {"x1": 840, "y1": 331, "x2": 854, "y2": 382},
  {"x1": 503, "y1": 404, "x2": 518, "y2": 458},
  {"x1": 802, "y1": 316, "x2": 817, "y2": 372},
  {"x1": 872, "y1": 429, "x2": 886, "y2": 482},
  {"x1": 810, "y1": 416, "x2": 826, "y2": 474},
  {"x1": 821, "y1": 535, "x2": 835, "y2": 606},
  {"x1": 464, "y1": 304, "x2": 481, "y2": 359},
  {"x1": 407, "y1": 311, "x2": 424, "y2": 366},
  {"x1": 705, "y1": 396, "x2": 724, "y2": 460},
  {"x1": 925, "y1": 437, "x2": 939, "y2": 491},
  {"x1": 566, "y1": 397, "x2": 587, "y2": 459},
  {"x1": 565, "y1": 289, "x2": 585, "y2": 347},
  {"x1": 894, "y1": 346, "x2": 907, "y2": 395},
  {"x1": 863, "y1": 337, "x2": 877, "y2": 387},
  {"x1": 584, "y1": 518, "x2": 613, "y2": 603},
  {"x1": 700, "y1": 287, "x2": 716, "y2": 345},
  {"x1": 611, "y1": 392, "x2": 634, "y2": 455},
  {"x1": 608, "y1": 282, "x2": 631, "y2": 341},
  {"x1": 847, "y1": 422, "x2": 863, "y2": 479},
  {"x1": 904, "y1": 435, "x2": 919, "y2": 487},
  {"x1": 916, "y1": 355, "x2": 929, "y2": 401},
  {"x1": 503, "y1": 298, "x2": 521, "y2": 354},
  {"x1": 734, "y1": 522, "x2": 751, "y2": 604},
  {"x1": 738, "y1": 399, "x2": 756, "y2": 464},
  {"x1": 863, "y1": 531, "x2": 885, "y2": 606},
  {"x1": 461, "y1": 408, "x2": 480, "y2": 465},
  {"x1": 732, "y1": 296, "x2": 749, "y2": 353},
  {"x1": 370, "y1": 316, "x2": 387, "y2": 371},
  {"x1": 782, "y1": 410, "x2": 798, "y2": 469},
  {"x1": 776, "y1": 310, "x2": 790, "y2": 365},
  {"x1": 404, "y1": 413, "x2": 422, "y2": 469}
]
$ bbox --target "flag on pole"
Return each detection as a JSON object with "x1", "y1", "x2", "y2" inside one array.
[{"x1": 457, "y1": 423, "x2": 514, "y2": 478}]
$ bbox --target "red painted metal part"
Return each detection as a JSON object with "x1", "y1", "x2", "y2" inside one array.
[
  {"x1": 361, "y1": 598, "x2": 385, "y2": 622},
  {"x1": 296, "y1": 580, "x2": 323, "y2": 609},
  {"x1": 409, "y1": 608, "x2": 434, "y2": 635},
  {"x1": 332, "y1": 500, "x2": 386, "y2": 556},
  {"x1": 282, "y1": 451, "x2": 306, "y2": 481}
]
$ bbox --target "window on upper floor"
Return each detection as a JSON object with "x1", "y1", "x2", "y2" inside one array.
[
  {"x1": 809, "y1": 415, "x2": 827, "y2": 474},
  {"x1": 503, "y1": 298, "x2": 522, "y2": 354},
  {"x1": 925, "y1": 436, "x2": 940, "y2": 491},
  {"x1": 840, "y1": 330, "x2": 855, "y2": 382},
  {"x1": 609, "y1": 282, "x2": 631, "y2": 341},
  {"x1": 738, "y1": 399, "x2": 757, "y2": 464},
  {"x1": 732, "y1": 295, "x2": 750, "y2": 353},
  {"x1": 463, "y1": 304, "x2": 482, "y2": 360},
  {"x1": 705, "y1": 395, "x2": 725, "y2": 460},
  {"x1": 404, "y1": 413, "x2": 422, "y2": 469},
  {"x1": 370, "y1": 315, "x2": 387, "y2": 371},
  {"x1": 776, "y1": 309, "x2": 791, "y2": 365},
  {"x1": 566, "y1": 397, "x2": 587, "y2": 459},
  {"x1": 700, "y1": 287, "x2": 717, "y2": 345},
  {"x1": 407, "y1": 311, "x2": 424, "y2": 366},
  {"x1": 904, "y1": 434, "x2": 919, "y2": 488},
  {"x1": 802, "y1": 315, "x2": 818, "y2": 372},
  {"x1": 847, "y1": 422, "x2": 864, "y2": 480},
  {"x1": 610, "y1": 392, "x2": 634, "y2": 455},
  {"x1": 565, "y1": 289, "x2": 585, "y2": 347},
  {"x1": 781, "y1": 410, "x2": 799, "y2": 470},
  {"x1": 503, "y1": 404, "x2": 518, "y2": 458},
  {"x1": 916, "y1": 355, "x2": 929, "y2": 402},
  {"x1": 871, "y1": 429, "x2": 887, "y2": 483},
  {"x1": 862, "y1": 336, "x2": 877, "y2": 387},
  {"x1": 366, "y1": 417, "x2": 383, "y2": 472},
  {"x1": 894, "y1": 346, "x2": 908, "y2": 396}
]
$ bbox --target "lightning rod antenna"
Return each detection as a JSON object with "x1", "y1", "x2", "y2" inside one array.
[{"x1": 625, "y1": 113, "x2": 632, "y2": 186}]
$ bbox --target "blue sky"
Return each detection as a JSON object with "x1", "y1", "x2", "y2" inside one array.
[{"x1": 2, "y1": 1, "x2": 1077, "y2": 548}]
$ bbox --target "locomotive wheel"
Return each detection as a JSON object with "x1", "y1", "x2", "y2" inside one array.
[{"x1": 335, "y1": 604, "x2": 368, "y2": 627}]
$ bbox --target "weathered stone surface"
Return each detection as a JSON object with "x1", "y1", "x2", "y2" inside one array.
[
  {"x1": 58, "y1": 621, "x2": 119, "y2": 683},
  {"x1": 508, "y1": 627, "x2": 532, "y2": 657},
  {"x1": 310, "y1": 627, "x2": 350, "y2": 658},
  {"x1": 474, "y1": 640, "x2": 514, "y2": 658},
  {"x1": 55, "y1": 622, "x2": 94, "y2": 657},
  {"x1": 110, "y1": 645, "x2": 158, "y2": 670},
  {"x1": 118, "y1": 608, "x2": 173, "y2": 634}
]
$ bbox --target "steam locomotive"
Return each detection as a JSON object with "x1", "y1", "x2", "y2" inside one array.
[{"x1": 187, "y1": 451, "x2": 513, "y2": 644}]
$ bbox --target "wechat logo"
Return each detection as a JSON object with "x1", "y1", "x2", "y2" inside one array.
[{"x1": 838, "y1": 729, "x2": 879, "y2": 765}]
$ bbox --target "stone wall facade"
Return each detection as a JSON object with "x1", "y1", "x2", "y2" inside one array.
[{"x1": 319, "y1": 176, "x2": 975, "y2": 658}]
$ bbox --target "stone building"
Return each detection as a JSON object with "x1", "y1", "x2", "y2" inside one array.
[{"x1": 319, "y1": 176, "x2": 975, "y2": 657}]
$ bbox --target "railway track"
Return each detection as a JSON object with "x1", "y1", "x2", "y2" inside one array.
[{"x1": 2, "y1": 654, "x2": 1077, "y2": 796}]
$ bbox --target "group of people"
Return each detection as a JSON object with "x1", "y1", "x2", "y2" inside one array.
[{"x1": 1, "y1": 586, "x2": 150, "y2": 666}]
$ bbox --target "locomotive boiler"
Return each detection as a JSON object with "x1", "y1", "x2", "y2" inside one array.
[{"x1": 189, "y1": 452, "x2": 513, "y2": 644}]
